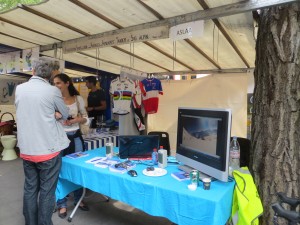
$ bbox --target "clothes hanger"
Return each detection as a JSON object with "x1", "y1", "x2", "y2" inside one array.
[{"x1": 147, "y1": 73, "x2": 154, "y2": 79}]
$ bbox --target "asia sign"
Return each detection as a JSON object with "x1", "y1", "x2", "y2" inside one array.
[
  {"x1": 169, "y1": 20, "x2": 204, "y2": 41},
  {"x1": 63, "y1": 26, "x2": 169, "y2": 54}
]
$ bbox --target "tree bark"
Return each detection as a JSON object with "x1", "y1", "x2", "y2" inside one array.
[{"x1": 251, "y1": 3, "x2": 300, "y2": 225}]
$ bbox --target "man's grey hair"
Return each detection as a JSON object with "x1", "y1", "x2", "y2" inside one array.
[{"x1": 32, "y1": 58, "x2": 59, "y2": 79}]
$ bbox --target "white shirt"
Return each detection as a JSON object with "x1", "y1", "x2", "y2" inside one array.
[
  {"x1": 62, "y1": 95, "x2": 89, "y2": 132},
  {"x1": 109, "y1": 77, "x2": 135, "y2": 115}
]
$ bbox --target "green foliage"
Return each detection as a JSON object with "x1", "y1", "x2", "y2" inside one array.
[{"x1": 0, "y1": 0, "x2": 45, "y2": 13}]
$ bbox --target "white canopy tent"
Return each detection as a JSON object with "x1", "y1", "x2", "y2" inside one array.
[
  {"x1": 1, "y1": 0, "x2": 292, "y2": 74},
  {"x1": 0, "y1": 0, "x2": 296, "y2": 148}
]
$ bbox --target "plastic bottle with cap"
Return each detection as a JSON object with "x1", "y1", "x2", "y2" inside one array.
[
  {"x1": 152, "y1": 148, "x2": 158, "y2": 165},
  {"x1": 229, "y1": 136, "x2": 240, "y2": 176},
  {"x1": 159, "y1": 145, "x2": 165, "y2": 152}
]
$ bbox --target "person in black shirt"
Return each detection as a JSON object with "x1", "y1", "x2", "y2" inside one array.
[{"x1": 85, "y1": 76, "x2": 106, "y2": 128}]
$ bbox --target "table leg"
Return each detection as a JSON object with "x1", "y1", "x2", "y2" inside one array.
[{"x1": 67, "y1": 188, "x2": 86, "y2": 222}]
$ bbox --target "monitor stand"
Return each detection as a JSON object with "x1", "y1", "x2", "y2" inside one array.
[{"x1": 178, "y1": 165, "x2": 211, "y2": 181}]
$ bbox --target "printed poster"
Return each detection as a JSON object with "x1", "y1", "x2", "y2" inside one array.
[
  {"x1": 5, "y1": 51, "x2": 20, "y2": 73},
  {"x1": 0, "y1": 54, "x2": 7, "y2": 74},
  {"x1": 40, "y1": 56, "x2": 65, "y2": 73},
  {"x1": 0, "y1": 77, "x2": 27, "y2": 105},
  {"x1": 22, "y1": 47, "x2": 40, "y2": 71}
]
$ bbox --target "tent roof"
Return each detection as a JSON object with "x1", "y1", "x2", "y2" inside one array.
[{"x1": 0, "y1": 0, "x2": 294, "y2": 75}]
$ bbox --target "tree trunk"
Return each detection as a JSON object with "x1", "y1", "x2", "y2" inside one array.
[{"x1": 251, "y1": 3, "x2": 300, "y2": 225}]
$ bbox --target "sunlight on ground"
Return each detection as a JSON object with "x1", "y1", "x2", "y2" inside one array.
[{"x1": 113, "y1": 201, "x2": 135, "y2": 212}]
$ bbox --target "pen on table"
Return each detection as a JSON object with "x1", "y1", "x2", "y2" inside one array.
[{"x1": 90, "y1": 158, "x2": 103, "y2": 162}]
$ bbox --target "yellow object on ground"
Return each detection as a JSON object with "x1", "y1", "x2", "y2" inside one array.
[{"x1": 231, "y1": 167, "x2": 263, "y2": 225}]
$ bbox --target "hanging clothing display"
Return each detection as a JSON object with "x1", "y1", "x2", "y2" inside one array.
[
  {"x1": 141, "y1": 78, "x2": 163, "y2": 114},
  {"x1": 119, "y1": 107, "x2": 140, "y2": 135},
  {"x1": 132, "y1": 80, "x2": 145, "y2": 131},
  {"x1": 132, "y1": 80, "x2": 143, "y2": 109},
  {"x1": 109, "y1": 77, "x2": 135, "y2": 115}
]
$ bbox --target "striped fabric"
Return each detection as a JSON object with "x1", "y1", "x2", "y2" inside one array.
[{"x1": 84, "y1": 135, "x2": 119, "y2": 150}]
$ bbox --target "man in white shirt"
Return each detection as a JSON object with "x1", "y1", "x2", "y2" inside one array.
[{"x1": 15, "y1": 58, "x2": 69, "y2": 225}]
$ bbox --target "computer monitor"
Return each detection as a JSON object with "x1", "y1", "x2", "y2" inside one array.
[
  {"x1": 118, "y1": 135, "x2": 159, "y2": 159},
  {"x1": 176, "y1": 107, "x2": 232, "y2": 182}
]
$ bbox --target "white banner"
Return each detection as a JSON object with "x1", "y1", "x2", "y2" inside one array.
[
  {"x1": 63, "y1": 26, "x2": 169, "y2": 54},
  {"x1": 5, "y1": 51, "x2": 20, "y2": 73},
  {"x1": 169, "y1": 20, "x2": 204, "y2": 41},
  {"x1": 22, "y1": 47, "x2": 40, "y2": 71}
]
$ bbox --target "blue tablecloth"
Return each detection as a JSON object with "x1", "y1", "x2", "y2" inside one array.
[{"x1": 56, "y1": 148, "x2": 235, "y2": 225}]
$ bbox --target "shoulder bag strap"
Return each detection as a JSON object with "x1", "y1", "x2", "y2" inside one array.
[{"x1": 75, "y1": 96, "x2": 82, "y2": 116}]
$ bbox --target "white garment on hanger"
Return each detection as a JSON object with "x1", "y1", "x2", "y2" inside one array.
[
  {"x1": 119, "y1": 107, "x2": 140, "y2": 136},
  {"x1": 109, "y1": 77, "x2": 135, "y2": 115}
]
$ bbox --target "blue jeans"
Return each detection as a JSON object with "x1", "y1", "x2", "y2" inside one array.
[
  {"x1": 74, "y1": 136, "x2": 83, "y2": 153},
  {"x1": 56, "y1": 189, "x2": 83, "y2": 209},
  {"x1": 23, "y1": 153, "x2": 62, "y2": 225},
  {"x1": 57, "y1": 135, "x2": 84, "y2": 209}
]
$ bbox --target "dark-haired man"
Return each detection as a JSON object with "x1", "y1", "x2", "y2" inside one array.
[{"x1": 85, "y1": 76, "x2": 106, "y2": 128}]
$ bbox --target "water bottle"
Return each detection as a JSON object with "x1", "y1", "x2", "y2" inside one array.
[
  {"x1": 152, "y1": 148, "x2": 158, "y2": 165},
  {"x1": 229, "y1": 136, "x2": 240, "y2": 176}
]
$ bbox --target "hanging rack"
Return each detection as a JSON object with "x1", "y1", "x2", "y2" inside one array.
[
  {"x1": 129, "y1": 43, "x2": 135, "y2": 69},
  {"x1": 172, "y1": 41, "x2": 177, "y2": 71},
  {"x1": 120, "y1": 67, "x2": 147, "y2": 81},
  {"x1": 212, "y1": 24, "x2": 220, "y2": 62},
  {"x1": 95, "y1": 48, "x2": 101, "y2": 76},
  {"x1": 147, "y1": 73, "x2": 155, "y2": 79}
]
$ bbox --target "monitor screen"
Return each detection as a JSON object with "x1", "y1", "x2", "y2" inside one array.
[
  {"x1": 176, "y1": 107, "x2": 231, "y2": 182},
  {"x1": 118, "y1": 135, "x2": 159, "y2": 159}
]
